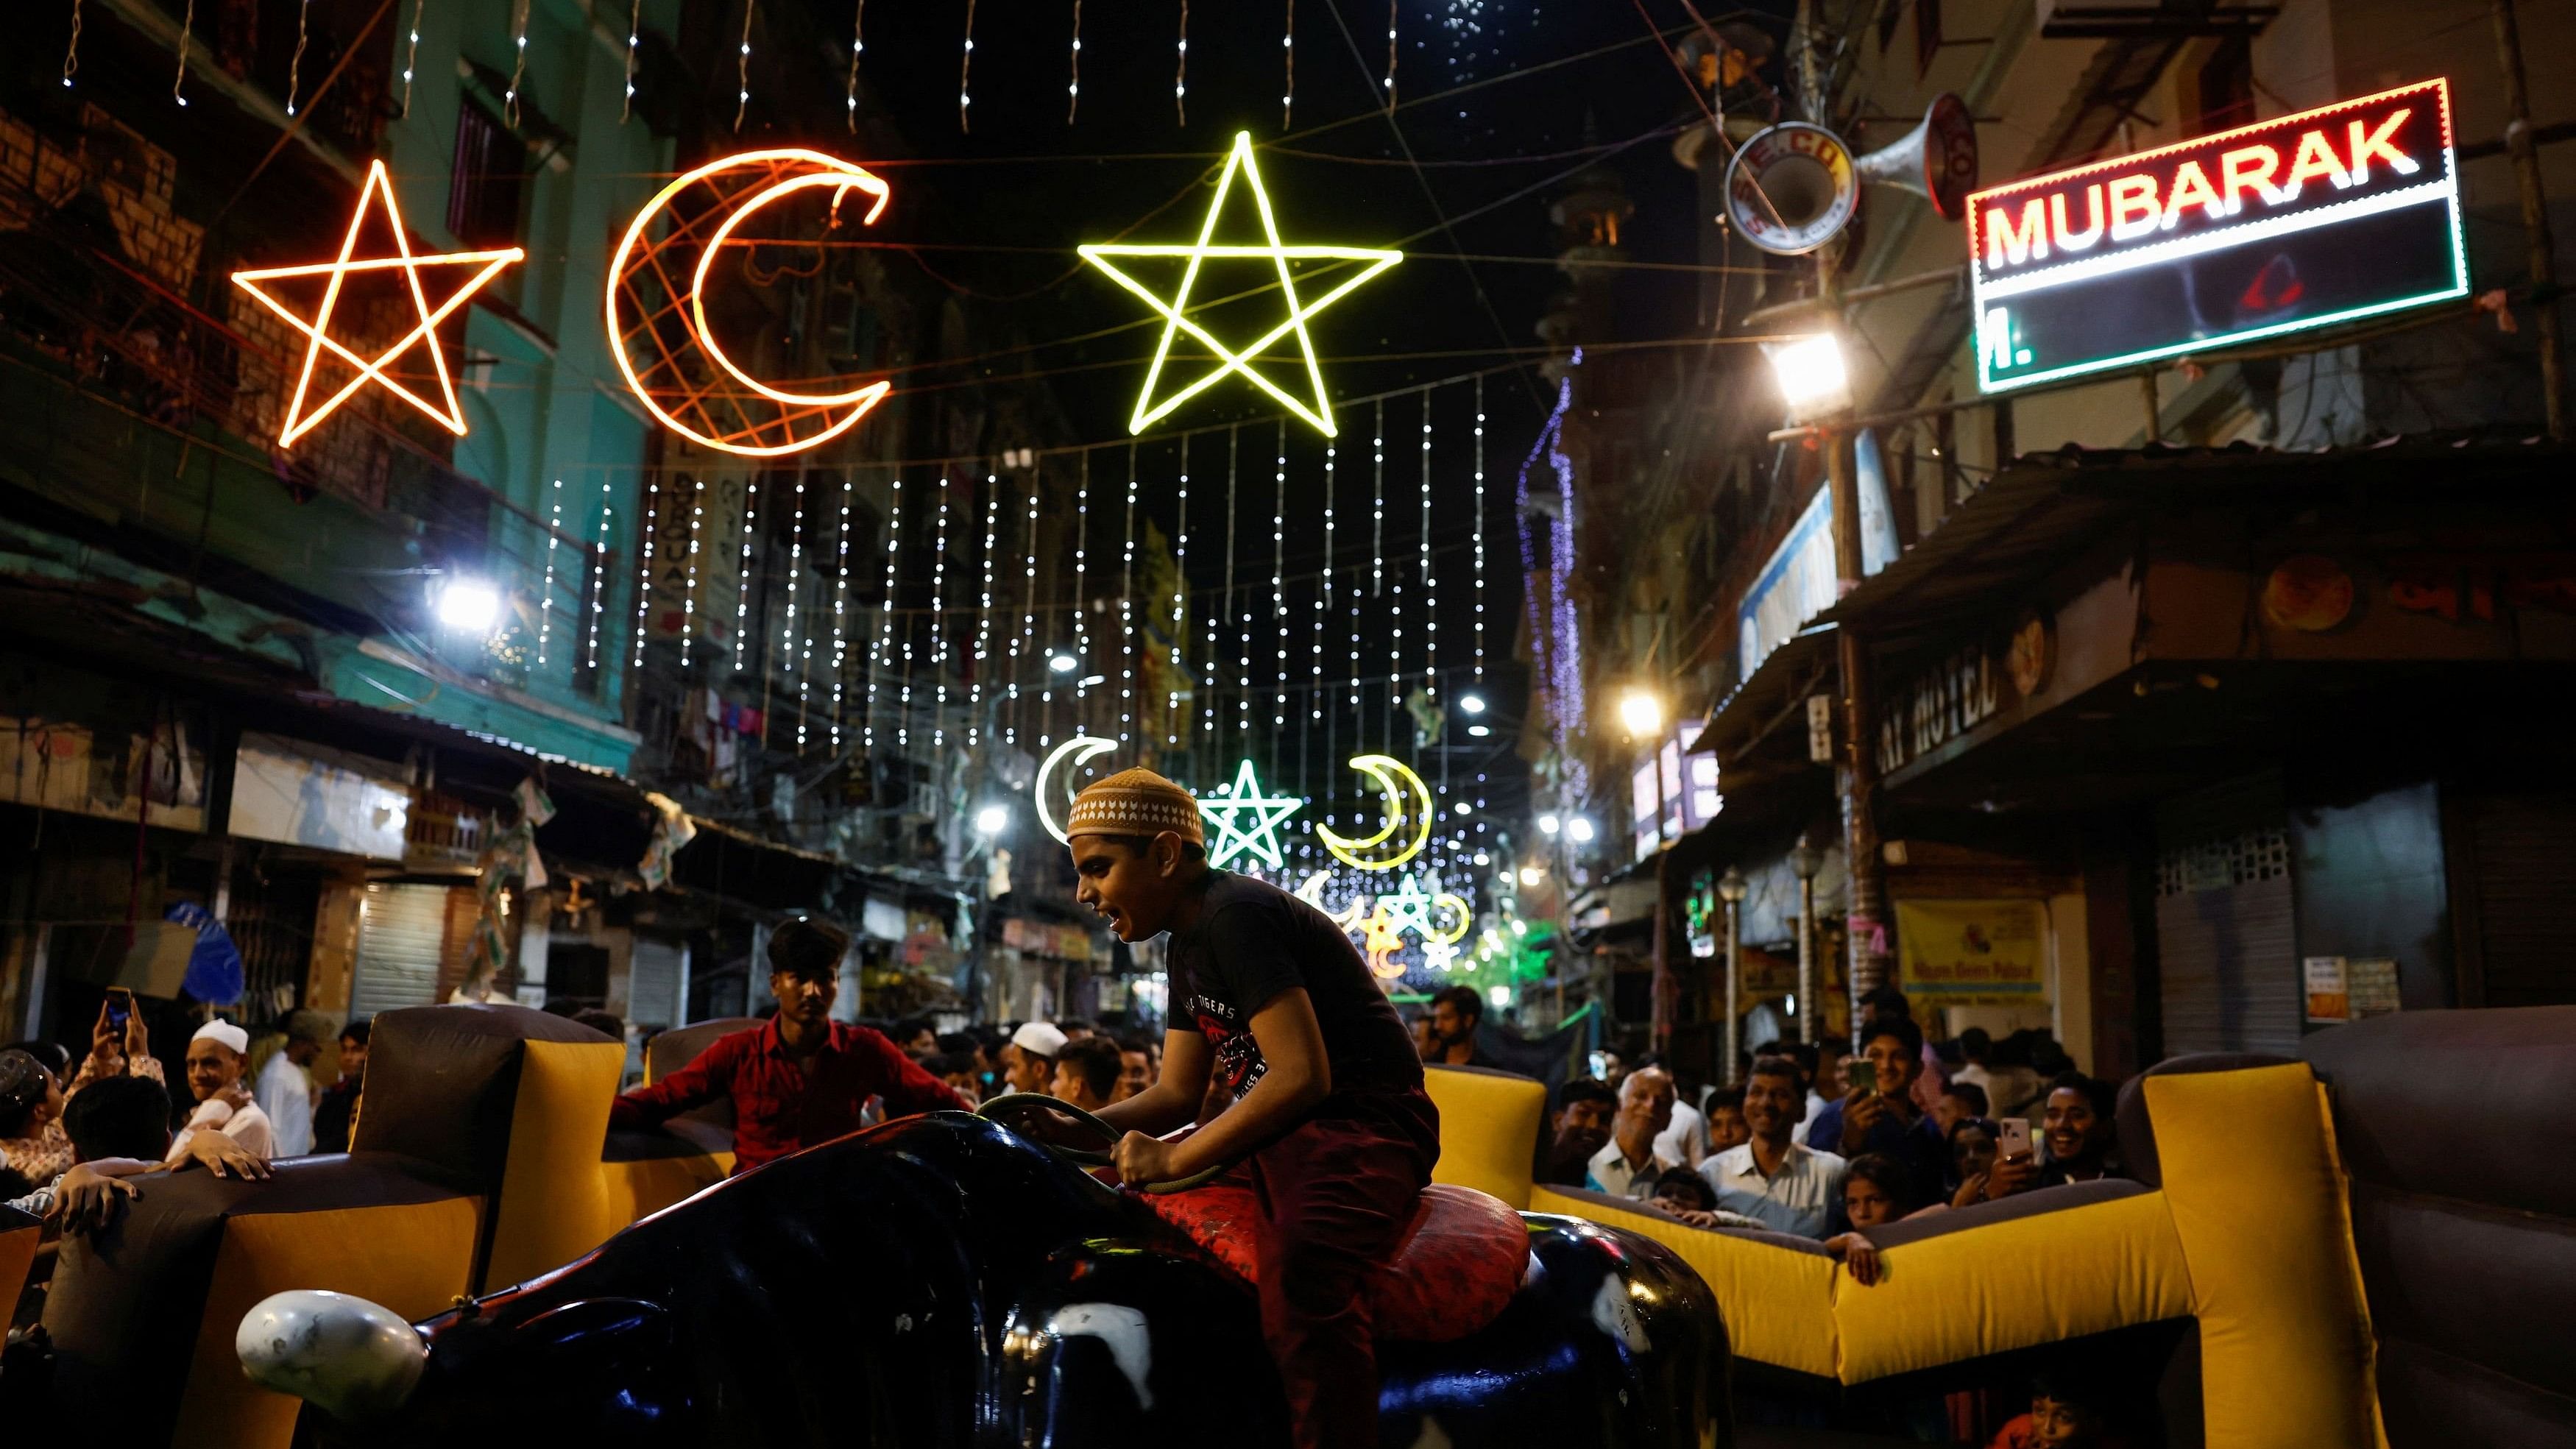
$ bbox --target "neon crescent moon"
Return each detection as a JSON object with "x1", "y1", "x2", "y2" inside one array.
[
  {"x1": 1317, "y1": 754, "x2": 1434, "y2": 872},
  {"x1": 1429, "y1": 894, "x2": 1474, "y2": 946},
  {"x1": 606, "y1": 149, "x2": 894, "y2": 458},
  {"x1": 1034, "y1": 736, "x2": 1117, "y2": 844}
]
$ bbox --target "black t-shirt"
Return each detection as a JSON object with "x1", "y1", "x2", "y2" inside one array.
[{"x1": 1167, "y1": 870, "x2": 1425, "y2": 1102}]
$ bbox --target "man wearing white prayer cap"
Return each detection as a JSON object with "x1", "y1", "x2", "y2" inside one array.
[
  {"x1": 1002, "y1": 1021, "x2": 1068, "y2": 1096},
  {"x1": 167, "y1": 1019, "x2": 277, "y2": 1171}
]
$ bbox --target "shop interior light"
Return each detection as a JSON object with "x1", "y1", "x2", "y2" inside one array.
[{"x1": 974, "y1": 804, "x2": 1010, "y2": 835}]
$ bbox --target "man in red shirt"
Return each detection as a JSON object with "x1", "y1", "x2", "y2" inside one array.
[{"x1": 609, "y1": 916, "x2": 966, "y2": 1173}]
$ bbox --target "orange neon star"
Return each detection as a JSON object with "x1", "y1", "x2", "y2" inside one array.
[{"x1": 230, "y1": 160, "x2": 524, "y2": 448}]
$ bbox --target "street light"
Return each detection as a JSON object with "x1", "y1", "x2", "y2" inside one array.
[
  {"x1": 1566, "y1": 817, "x2": 1596, "y2": 843},
  {"x1": 434, "y1": 578, "x2": 501, "y2": 633},
  {"x1": 1538, "y1": 813, "x2": 1562, "y2": 835},
  {"x1": 1617, "y1": 687, "x2": 1665, "y2": 740},
  {"x1": 1716, "y1": 865, "x2": 1748, "y2": 1085},
  {"x1": 1766, "y1": 333, "x2": 1852, "y2": 419},
  {"x1": 974, "y1": 804, "x2": 1010, "y2": 836},
  {"x1": 1787, "y1": 835, "x2": 1824, "y2": 1046}
]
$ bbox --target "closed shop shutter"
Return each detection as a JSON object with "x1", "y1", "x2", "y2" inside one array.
[
  {"x1": 2460, "y1": 790, "x2": 2576, "y2": 1007},
  {"x1": 350, "y1": 882, "x2": 452, "y2": 1018},
  {"x1": 2154, "y1": 772, "x2": 2299, "y2": 1056},
  {"x1": 627, "y1": 936, "x2": 686, "y2": 1032}
]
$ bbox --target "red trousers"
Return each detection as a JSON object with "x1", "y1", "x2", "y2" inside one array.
[{"x1": 1247, "y1": 1087, "x2": 1441, "y2": 1449}]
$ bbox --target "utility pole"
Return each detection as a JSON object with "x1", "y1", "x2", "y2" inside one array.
[{"x1": 2493, "y1": 0, "x2": 2566, "y2": 439}]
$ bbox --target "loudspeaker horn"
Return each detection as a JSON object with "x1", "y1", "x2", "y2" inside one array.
[
  {"x1": 1852, "y1": 93, "x2": 1979, "y2": 222},
  {"x1": 1721, "y1": 93, "x2": 1978, "y2": 255}
]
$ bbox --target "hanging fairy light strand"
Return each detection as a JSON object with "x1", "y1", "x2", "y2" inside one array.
[
  {"x1": 866, "y1": 479, "x2": 905, "y2": 753},
  {"x1": 60, "y1": 0, "x2": 81, "y2": 89},
  {"x1": 630, "y1": 481, "x2": 659, "y2": 669},
  {"x1": 622, "y1": 0, "x2": 641, "y2": 122},
  {"x1": 1174, "y1": 1, "x2": 1189, "y2": 127},
  {"x1": 538, "y1": 479, "x2": 564, "y2": 667},
  {"x1": 846, "y1": 0, "x2": 865, "y2": 132},
  {"x1": 587, "y1": 483, "x2": 613, "y2": 673},
  {"x1": 734, "y1": 0, "x2": 755, "y2": 132},
  {"x1": 172, "y1": 0, "x2": 195, "y2": 106},
  {"x1": 734, "y1": 483, "x2": 760, "y2": 659},
  {"x1": 1314, "y1": 440, "x2": 1331, "y2": 724},
  {"x1": 1421, "y1": 387, "x2": 1437, "y2": 704},
  {"x1": 400, "y1": 0, "x2": 424, "y2": 116},
  {"x1": 1228, "y1": 427, "x2": 1247, "y2": 738},
  {"x1": 1382, "y1": 0, "x2": 1399, "y2": 108},
  {"x1": 283, "y1": 0, "x2": 311, "y2": 116},
  {"x1": 1074, "y1": 451, "x2": 1091, "y2": 695},
  {"x1": 830, "y1": 481, "x2": 854, "y2": 751},
  {"x1": 1066, "y1": 0, "x2": 1083, "y2": 125},
  {"x1": 782, "y1": 481, "x2": 807, "y2": 751},
  {"x1": 1119, "y1": 444, "x2": 1139, "y2": 745},
  {"x1": 1473, "y1": 375, "x2": 1486, "y2": 687},
  {"x1": 681, "y1": 480, "x2": 704, "y2": 667},
  {"x1": 505, "y1": 0, "x2": 529, "y2": 127},
  {"x1": 1281, "y1": 0, "x2": 1296, "y2": 131},
  {"x1": 1170, "y1": 439, "x2": 1189, "y2": 753},
  {"x1": 929, "y1": 475, "x2": 952, "y2": 751},
  {"x1": 1272, "y1": 421, "x2": 1287, "y2": 729},
  {"x1": 958, "y1": 0, "x2": 977, "y2": 133},
  {"x1": 968, "y1": 475, "x2": 999, "y2": 748},
  {"x1": 1013, "y1": 475, "x2": 1038, "y2": 748}
]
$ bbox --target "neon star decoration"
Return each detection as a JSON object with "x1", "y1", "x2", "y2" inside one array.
[
  {"x1": 1317, "y1": 754, "x2": 1434, "y2": 871},
  {"x1": 229, "y1": 160, "x2": 523, "y2": 447},
  {"x1": 1197, "y1": 757, "x2": 1303, "y2": 871},
  {"x1": 1079, "y1": 132, "x2": 1402, "y2": 436}
]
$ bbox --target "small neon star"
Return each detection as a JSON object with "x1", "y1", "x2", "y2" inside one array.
[
  {"x1": 1378, "y1": 874, "x2": 1440, "y2": 938},
  {"x1": 1079, "y1": 132, "x2": 1402, "y2": 436},
  {"x1": 230, "y1": 159, "x2": 523, "y2": 448},
  {"x1": 1198, "y1": 758, "x2": 1303, "y2": 872}
]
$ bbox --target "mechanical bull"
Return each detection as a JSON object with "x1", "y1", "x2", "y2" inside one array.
[{"x1": 236, "y1": 1110, "x2": 1728, "y2": 1448}]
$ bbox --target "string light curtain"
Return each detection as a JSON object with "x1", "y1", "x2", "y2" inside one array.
[
  {"x1": 1314, "y1": 439, "x2": 1332, "y2": 725},
  {"x1": 782, "y1": 481, "x2": 808, "y2": 751},
  {"x1": 734, "y1": 483, "x2": 760, "y2": 670},
  {"x1": 1272, "y1": 422, "x2": 1287, "y2": 729},
  {"x1": 958, "y1": 0, "x2": 977, "y2": 132},
  {"x1": 623, "y1": 0, "x2": 642, "y2": 122},
  {"x1": 1066, "y1": 0, "x2": 1083, "y2": 124},
  {"x1": 62, "y1": 0, "x2": 82, "y2": 90},
  {"x1": 173, "y1": 0, "x2": 195, "y2": 106},
  {"x1": 505, "y1": 0, "x2": 529, "y2": 126},
  {"x1": 586, "y1": 483, "x2": 613, "y2": 674},
  {"x1": 284, "y1": 0, "x2": 311, "y2": 116},
  {"x1": 1013, "y1": 476, "x2": 1038, "y2": 748},
  {"x1": 1074, "y1": 451, "x2": 1091, "y2": 706},
  {"x1": 1169, "y1": 440, "x2": 1189, "y2": 753},
  {"x1": 400, "y1": 0, "x2": 424, "y2": 116},
  {"x1": 1174, "y1": 1, "x2": 1189, "y2": 127},
  {"x1": 846, "y1": 0, "x2": 865, "y2": 132},
  {"x1": 1228, "y1": 427, "x2": 1246, "y2": 739},
  {"x1": 1281, "y1": 0, "x2": 1295, "y2": 130}
]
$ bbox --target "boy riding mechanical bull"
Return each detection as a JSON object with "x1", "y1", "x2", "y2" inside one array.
[{"x1": 1064, "y1": 768, "x2": 1439, "y2": 1449}]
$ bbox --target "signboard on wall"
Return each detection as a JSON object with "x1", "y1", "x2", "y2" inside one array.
[
  {"x1": 1894, "y1": 898, "x2": 2048, "y2": 1005},
  {"x1": 230, "y1": 734, "x2": 412, "y2": 860},
  {"x1": 1969, "y1": 79, "x2": 2466, "y2": 392}
]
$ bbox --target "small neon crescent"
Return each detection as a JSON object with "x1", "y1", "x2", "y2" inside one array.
[
  {"x1": 1317, "y1": 754, "x2": 1434, "y2": 872},
  {"x1": 1033, "y1": 736, "x2": 1117, "y2": 844},
  {"x1": 606, "y1": 149, "x2": 894, "y2": 458}
]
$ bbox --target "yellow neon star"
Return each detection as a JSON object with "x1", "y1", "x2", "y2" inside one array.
[
  {"x1": 1079, "y1": 132, "x2": 1402, "y2": 436},
  {"x1": 230, "y1": 160, "x2": 523, "y2": 448}
]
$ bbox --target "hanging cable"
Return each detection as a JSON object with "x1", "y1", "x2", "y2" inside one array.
[
  {"x1": 284, "y1": 0, "x2": 311, "y2": 115},
  {"x1": 173, "y1": 0, "x2": 195, "y2": 106},
  {"x1": 1175, "y1": 0, "x2": 1190, "y2": 127},
  {"x1": 958, "y1": 0, "x2": 976, "y2": 133},
  {"x1": 61, "y1": 0, "x2": 82, "y2": 89},
  {"x1": 1282, "y1": 0, "x2": 1297, "y2": 131},
  {"x1": 734, "y1": 0, "x2": 754, "y2": 132},
  {"x1": 623, "y1": 0, "x2": 641, "y2": 122},
  {"x1": 846, "y1": 0, "x2": 865, "y2": 132},
  {"x1": 400, "y1": 0, "x2": 423, "y2": 116},
  {"x1": 505, "y1": 0, "x2": 529, "y2": 127},
  {"x1": 1066, "y1": 0, "x2": 1083, "y2": 124},
  {"x1": 1382, "y1": 0, "x2": 1398, "y2": 108}
]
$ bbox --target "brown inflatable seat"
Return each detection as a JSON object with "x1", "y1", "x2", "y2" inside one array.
[
  {"x1": 2302, "y1": 1007, "x2": 2576, "y2": 1448},
  {"x1": 40, "y1": 1003, "x2": 624, "y2": 1448}
]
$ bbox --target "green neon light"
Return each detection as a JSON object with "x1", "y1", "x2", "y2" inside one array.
[
  {"x1": 1979, "y1": 282, "x2": 2470, "y2": 393},
  {"x1": 1197, "y1": 757, "x2": 1303, "y2": 871},
  {"x1": 1078, "y1": 132, "x2": 1403, "y2": 436}
]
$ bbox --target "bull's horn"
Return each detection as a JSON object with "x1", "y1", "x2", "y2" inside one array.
[{"x1": 237, "y1": 1289, "x2": 428, "y2": 1421}]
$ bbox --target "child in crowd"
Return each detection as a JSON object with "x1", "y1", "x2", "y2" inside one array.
[
  {"x1": 1824, "y1": 1152, "x2": 1917, "y2": 1286},
  {"x1": 1704, "y1": 1085, "x2": 1750, "y2": 1153},
  {"x1": 1989, "y1": 1371, "x2": 2132, "y2": 1448},
  {"x1": 1651, "y1": 1166, "x2": 1719, "y2": 1218}
]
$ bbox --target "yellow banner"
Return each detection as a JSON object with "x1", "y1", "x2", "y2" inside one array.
[{"x1": 1895, "y1": 899, "x2": 2049, "y2": 1005}]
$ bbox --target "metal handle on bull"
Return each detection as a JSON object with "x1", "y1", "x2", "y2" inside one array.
[{"x1": 975, "y1": 1093, "x2": 1229, "y2": 1195}]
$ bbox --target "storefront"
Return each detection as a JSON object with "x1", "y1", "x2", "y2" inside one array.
[{"x1": 1823, "y1": 438, "x2": 2576, "y2": 1067}]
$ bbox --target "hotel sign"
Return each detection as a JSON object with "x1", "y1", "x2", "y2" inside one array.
[{"x1": 1969, "y1": 79, "x2": 2466, "y2": 392}]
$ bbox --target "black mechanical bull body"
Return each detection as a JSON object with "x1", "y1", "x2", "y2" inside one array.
[{"x1": 282, "y1": 1112, "x2": 1729, "y2": 1448}]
